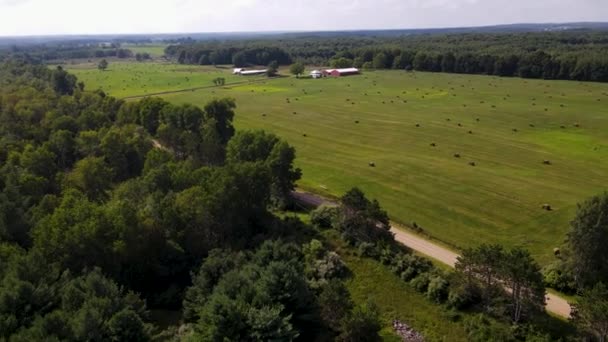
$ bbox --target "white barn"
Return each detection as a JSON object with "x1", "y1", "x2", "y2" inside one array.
[
  {"x1": 239, "y1": 69, "x2": 267, "y2": 76},
  {"x1": 310, "y1": 70, "x2": 322, "y2": 79}
]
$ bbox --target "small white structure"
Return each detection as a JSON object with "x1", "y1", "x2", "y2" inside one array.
[
  {"x1": 233, "y1": 68, "x2": 245, "y2": 74},
  {"x1": 310, "y1": 70, "x2": 322, "y2": 79},
  {"x1": 239, "y1": 69, "x2": 267, "y2": 76}
]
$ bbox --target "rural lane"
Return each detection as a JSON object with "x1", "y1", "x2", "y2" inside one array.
[{"x1": 292, "y1": 191, "x2": 572, "y2": 319}]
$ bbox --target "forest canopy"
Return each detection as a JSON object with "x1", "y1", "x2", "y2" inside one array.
[{"x1": 166, "y1": 30, "x2": 608, "y2": 82}]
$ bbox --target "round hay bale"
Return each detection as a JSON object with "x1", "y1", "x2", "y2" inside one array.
[
  {"x1": 415, "y1": 124, "x2": 420, "y2": 127},
  {"x1": 543, "y1": 160, "x2": 552, "y2": 165},
  {"x1": 574, "y1": 123, "x2": 580, "y2": 127},
  {"x1": 469, "y1": 161, "x2": 476, "y2": 167},
  {"x1": 468, "y1": 130, "x2": 473, "y2": 134},
  {"x1": 430, "y1": 143, "x2": 437, "y2": 147},
  {"x1": 355, "y1": 120, "x2": 359, "y2": 124},
  {"x1": 560, "y1": 125, "x2": 566, "y2": 129},
  {"x1": 303, "y1": 134, "x2": 307, "y2": 137},
  {"x1": 542, "y1": 204, "x2": 552, "y2": 211},
  {"x1": 453, "y1": 153, "x2": 461, "y2": 158},
  {"x1": 553, "y1": 248, "x2": 561, "y2": 256},
  {"x1": 369, "y1": 162, "x2": 376, "y2": 167}
]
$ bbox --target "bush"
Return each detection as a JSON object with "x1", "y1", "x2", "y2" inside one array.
[
  {"x1": 304, "y1": 240, "x2": 346, "y2": 289},
  {"x1": 310, "y1": 205, "x2": 337, "y2": 229},
  {"x1": 357, "y1": 242, "x2": 377, "y2": 258},
  {"x1": 338, "y1": 302, "x2": 381, "y2": 342},
  {"x1": 410, "y1": 272, "x2": 431, "y2": 293},
  {"x1": 378, "y1": 245, "x2": 394, "y2": 265},
  {"x1": 390, "y1": 252, "x2": 432, "y2": 281},
  {"x1": 427, "y1": 275, "x2": 450, "y2": 303},
  {"x1": 542, "y1": 262, "x2": 576, "y2": 293},
  {"x1": 447, "y1": 282, "x2": 482, "y2": 310}
]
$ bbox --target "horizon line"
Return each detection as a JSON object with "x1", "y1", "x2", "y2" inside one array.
[{"x1": 1, "y1": 21, "x2": 607, "y2": 39}]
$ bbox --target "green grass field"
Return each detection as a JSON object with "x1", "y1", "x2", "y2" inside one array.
[
  {"x1": 71, "y1": 62, "x2": 608, "y2": 264},
  {"x1": 65, "y1": 61, "x2": 264, "y2": 98},
  {"x1": 123, "y1": 44, "x2": 168, "y2": 57}
]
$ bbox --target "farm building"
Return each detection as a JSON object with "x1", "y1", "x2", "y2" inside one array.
[
  {"x1": 323, "y1": 68, "x2": 360, "y2": 77},
  {"x1": 310, "y1": 70, "x2": 322, "y2": 79},
  {"x1": 238, "y1": 69, "x2": 267, "y2": 76}
]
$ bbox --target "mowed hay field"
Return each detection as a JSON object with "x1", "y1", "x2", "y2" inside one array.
[
  {"x1": 65, "y1": 62, "x2": 263, "y2": 98},
  {"x1": 123, "y1": 44, "x2": 168, "y2": 57},
  {"x1": 77, "y1": 63, "x2": 608, "y2": 263}
]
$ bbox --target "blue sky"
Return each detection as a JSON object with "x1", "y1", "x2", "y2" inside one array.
[{"x1": 0, "y1": 0, "x2": 606, "y2": 36}]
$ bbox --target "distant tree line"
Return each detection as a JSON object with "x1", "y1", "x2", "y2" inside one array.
[
  {"x1": 166, "y1": 30, "x2": 608, "y2": 82},
  {"x1": 1, "y1": 44, "x2": 136, "y2": 62},
  {"x1": 166, "y1": 44, "x2": 291, "y2": 67}
]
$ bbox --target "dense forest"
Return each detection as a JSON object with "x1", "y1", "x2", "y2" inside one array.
[
  {"x1": 166, "y1": 30, "x2": 608, "y2": 82},
  {"x1": 0, "y1": 59, "x2": 346, "y2": 340},
  {"x1": 0, "y1": 44, "x2": 138, "y2": 62}
]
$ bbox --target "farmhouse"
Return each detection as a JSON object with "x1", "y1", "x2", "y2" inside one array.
[
  {"x1": 310, "y1": 70, "x2": 322, "y2": 79},
  {"x1": 323, "y1": 68, "x2": 360, "y2": 77},
  {"x1": 238, "y1": 69, "x2": 267, "y2": 76}
]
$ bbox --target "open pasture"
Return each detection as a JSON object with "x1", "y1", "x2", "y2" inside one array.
[
  {"x1": 123, "y1": 43, "x2": 168, "y2": 57},
  {"x1": 65, "y1": 61, "x2": 262, "y2": 98},
  {"x1": 79, "y1": 62, "x2": 608, "y2": 263},
  {"x1": 168, "y1": 70, "x2": 608, "y2": 263}
]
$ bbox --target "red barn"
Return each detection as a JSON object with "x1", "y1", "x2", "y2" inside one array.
[{"x1": 323, "y1": 68, "x2": 360, "y2": 77}]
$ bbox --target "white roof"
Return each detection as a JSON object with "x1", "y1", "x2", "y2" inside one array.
[
  {"x1": 326, "y1": 68, "x2": 359, "y2": 73},
  {"x1": 233, "y1": 68, "x2": 244, "y2": 72},
  {"x1": 240, "y1": 69, "x2": 267, "y2": 75},
  {"x1": 310, "y1": 70, "x2": 322, "y2": 74}
]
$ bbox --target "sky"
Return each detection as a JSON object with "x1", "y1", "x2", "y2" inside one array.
[{"x1": 0, "y1": 0, "x2": 607, "y2": 36}]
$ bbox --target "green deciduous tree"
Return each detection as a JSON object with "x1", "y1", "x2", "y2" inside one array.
[
  {"x1": 203, "y1": 97, "x2": 236, "y2": 145},
  {"x1": 98, "y1": 59, "x2": 109, "y2": 71},
  {"x1": 65, "y1": 156, "x2": 113, "y2": 201},
  {"x1": 372, "y1": 52, "x2": 388, "y2": 69},
  {"x1": 289, "y1": 62, "x2": 305, "y2": 78},
  {"x1": 566, "y1": 193, "x2": 608, "y2": 289},
  {"x1": 572, "y1": 282, "x2": 608, "y2": 342},
  {"x1": 267, "y1": 60, "x2": 279, "y2": 77}
]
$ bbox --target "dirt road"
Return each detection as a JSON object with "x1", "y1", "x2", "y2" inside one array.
[{"x1": 293, "y1": 190, "x2": 572, "y2": 318}]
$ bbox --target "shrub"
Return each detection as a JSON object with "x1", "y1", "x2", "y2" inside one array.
[
  {"x1": 390, "y1": 252, "x2": 432, "y2": 281},
  {"x1": 447, "y1": 282, "x2": 482, "y2": 310},
  {"x1": 427, "y1": 275, "x2": 450, "y2": 303},
  {"x1": 410, "y1": 272, "x2": 431, "y2": 293},
  {"x1": 304, "y1": 240, "x2": 346, "y2": 289},
  {"x1": 378, "y1": 245, "x2": 394, "y2": 265},
  {"x1": 542, "y1": 262, "x2": 576, "y2": 293},
  {"x1": 310, "y1": 205, "x2": 337, "y2": 229},
  {"x1": 357, "y1": 242, "x2": 377, "y2": 258}
]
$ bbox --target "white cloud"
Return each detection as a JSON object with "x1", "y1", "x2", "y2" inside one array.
[{"x1": 0, "y1": 0, "x2": 606, "y2": 36}]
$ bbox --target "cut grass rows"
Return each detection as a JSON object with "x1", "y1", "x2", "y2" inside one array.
[{"x1": 70, "y1": 62, "x2": 608, "y2": 264}]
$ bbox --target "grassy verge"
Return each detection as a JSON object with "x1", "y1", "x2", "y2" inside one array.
[{"x1": 323, "y1": 230, "x2": 469, "y2": 341}]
